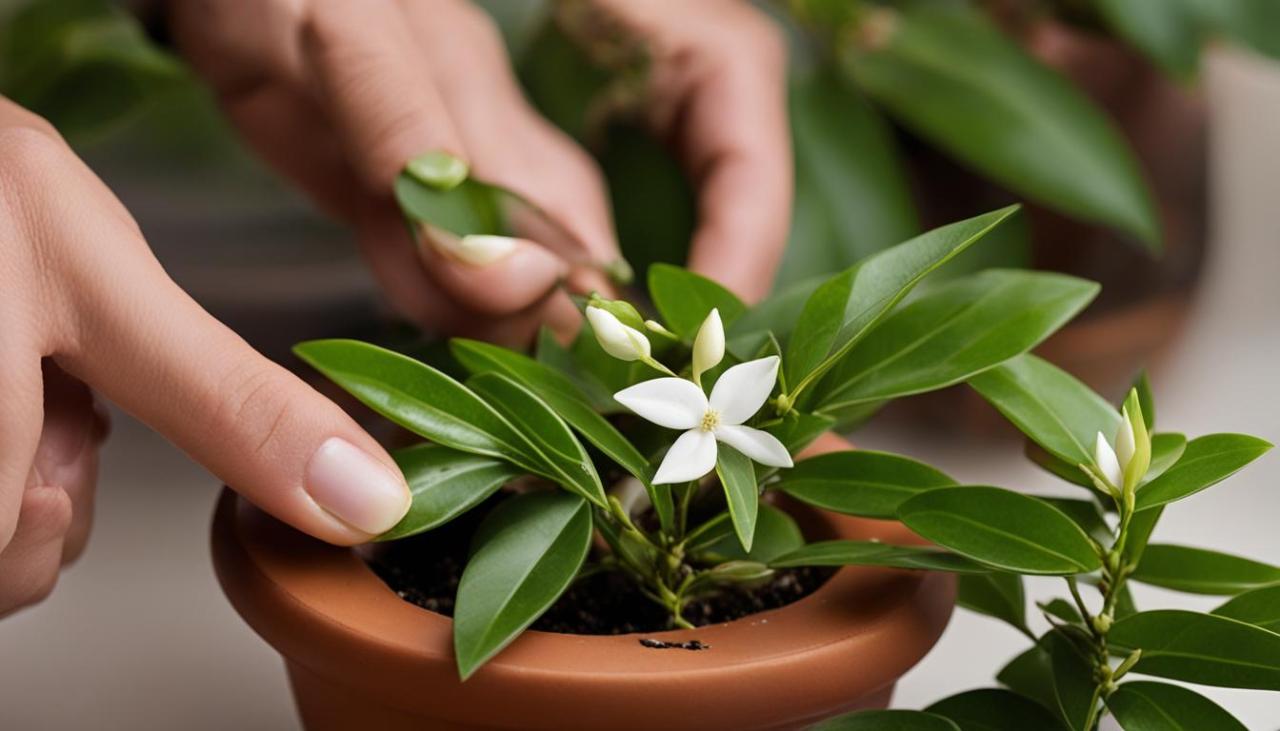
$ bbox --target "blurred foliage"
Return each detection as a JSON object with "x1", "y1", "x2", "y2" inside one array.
[{"x1": 2, "y1": 0, "x2": 1276, "y2": 292}]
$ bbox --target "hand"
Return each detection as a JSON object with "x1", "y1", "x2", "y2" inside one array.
[
  {"x1": 0, "y1": 99, "x2": 411, "y2": 616},
  {"x1": 580, "y1": 0, "x2": 793, "y2": 302},
  {"x1": 170, "y1": 0, "x2": 791, "y2": 336}
]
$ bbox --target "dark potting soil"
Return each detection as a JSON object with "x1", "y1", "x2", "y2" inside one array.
[{"x1": 366, "y1": 504, "x2": 833, "y2": 636}]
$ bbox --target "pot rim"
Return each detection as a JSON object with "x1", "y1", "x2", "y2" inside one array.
[{"x1": 212, "y1": 488, "x2": 955, "y2": 729}]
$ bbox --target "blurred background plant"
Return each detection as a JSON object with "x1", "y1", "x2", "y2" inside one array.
[{"x1": 2, "y1": 0, "x2": 1276, "y2": 411}]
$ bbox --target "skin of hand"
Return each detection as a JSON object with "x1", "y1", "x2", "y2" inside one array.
[
  {"x1": 0, "y1": 98, "x2": 413, "y2": 617},
  {"x1": 168, "y1": 0, "x2": 792, "y2": 334}
]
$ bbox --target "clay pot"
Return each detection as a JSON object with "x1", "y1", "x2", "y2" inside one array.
[{"x1": 211, "y1": 438, "x2": 955, "y2": 731}]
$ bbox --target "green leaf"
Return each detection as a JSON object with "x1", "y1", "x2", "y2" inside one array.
[
  {"x1": 969, "y1": 354, "x2": 1121, "y2": 468},
  {"x1": 1134, "y1": 433, "x2": 1272, "y2": 511},
  {"x1": 377, "y1": 445, "x2": 522, "y2": 541},
  {"x1": 785, "y1": 206, "x2": 1019, "y2": 393},
  {"x1": 846, "y1": 4, "x2": 1158, "y2": 246},
  {"x1": 1123, "y1": 505, "x2": 1163, "y2": 565},
  {"x1": 1145, "y1": 432, "x2": 1187, "y2": 483},
  {"x1": 775, "y1": 450, "x2": 956, "y2": 519},
  {"x1": 1039, "y1": 599, "x2": 1085, "y2": 627},
  {"x1": 813, "y1": 270, "x2": 1098, "y2": 411},
  {"x1": 1109, "y1": 609, "x2": 1280, "y2": 690},
  {"x1": 780, "y1": 68, "x2": 919, "y2": 288},
  {"x1": 1213, "y1": 584, "x2": 1280, "y2": 633},
  {"x1": 958, "y1": 572, "x2": 1028, "y2": 634},
  {"x1": 898, "y1": 486, "x2": 1102, "y2": 575},
  {"x1": 1131, "y1": 544, "x2": 1280, "y2": 595},
  {"x1": 997, "y1": 645, "x2": 1057, "y2": 710},
  {"x1": 691, "y1": 504, "x2": 804, "y2": 564},
  {"x1": 727, "y1": 276, "x2": 823, "y2": 359},
  {"x1": 294, "y1": 340, "x2": 541, "y2": 470},
  {"x1": 449, "y1": 339, "x2": 668, "y2": 526},
  {"x1": 810, "y1": 710, "x2": 960, "y2": 731},
  {"x1": 647, "y1": 263, "x2": 746, "y2": 339},
  {"x1": 1107, "y1": 681, "x2": 1248, "y2": 731},
  {"x1": 926, "y1": 688, "x2": 1068, "y2": 731},
  {"x1": 764, "y1": 411, "x2": 834, "y2": 455},
  {"x1": 715, "y1": 443, "x2": 758, "y2": 552},
  {"x1": 1042, "y1": 498, "x2": 1112, "y2": 545},
  {"x1": 467, "y1": 372, "x2": 606, "y2": 507},
  {"x1": 394, "y1": 173, "x2": 507, "y2": 236},
  {"x1": 1044, "y1": 630, "x2": 1096, "y2": 731},
  {"x1": 1090, "y1": 0, "x2": 1202, "y2": 79},
  {"x1": 1131, "y1": 371, "x2": 1157, "y2": 431},
  {"x1": 454, "y1": 492, "x2": 592, "y2": 679},
  {"x1": 770, "y1": 540, "x2": 987, "y2": 573},
  {"x1": 1186, "y1": 0, "x2": 1280, "y2": 62}
]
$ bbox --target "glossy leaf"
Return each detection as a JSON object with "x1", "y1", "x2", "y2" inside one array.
[
  {"x1": 716, "y1": 443, "x2": 758, "y2": 552},
  {"x1": 813, "y1": 270, "x2": 1098, "y2": 411},
  {"x1": 958, "y1": 572, "x2": 1028, "y2": 635},
  {"x1": 997, "y1": 645, "x2": 1057, "y2": 710},
  {"x1": 1109, "y1": 610, "x2": 1280, "y2": 690},
  {"x1": 1045, "y1": 630, "x2": 1096, "y2": 730},
  {"x1": 898, "y1": 486, "x2": 1102, "y2": 575},
  {"x1": 1145, "y1": 432, "x2": 1187, "y2": 483},
  {"x1": 1131, "y1": 544, "x2": 1280, "y2": 595},
  {"x1": 969, "y1": 354, "x2": 1121, "y2": 467},
  {"x1": 770, "y1": 540, "x2": 986, "y2": 573},
  {"x1": 450, "y1": 339, "x2": 668, "y2": 525},
  {"x1": 727, "y1": 276, "x2": 823, "y2": 359},
  {"x1": 454, "y1": 492, "x2": 592, "y2": 679},
  {"x1": 647, "y1": 263, "x2": 746, "y2": 338},
  {"x1": 1135, "y1": 433, "x2": 1272, "y2": 511},
  {"x1": 785, "y1": 205, "x2": 1020, "y2": 391},
  {"x1": 692, "y1": 504, "x2": 804, "y2": 564},
  {"x1": 467, "y1": 372, "x2": 606, "y2": 507},
  {"x1": 1042, "y1": 498, "x2": 1112, "y2": 545},
  {"x1": 1107, "y1": 681, "x2": 1248, "y2": 731},
  {"x1": 926, "y1": 688, "x2": 1068, "y2": 731},
  {"x1": 780, "y1": 68, "x2": 918, "y2": 288},
  {"x1": 395, "y1": 173, "x2": 504, "y2": 236},
  {"x1": 846, "y1": 4, "x2": 1158, "y2": 246},
  {"x1": 294, "y1": 340, "x2": 541, "y2": 470},
  {"x1": 1123, "y1": 505, "x2": 1163, "y2": 565},
  {"x1": 1213, "y1": 584, "x2": 1280, "y2": 633},
  {"x1": 810, "y1": 710, "x2": 959, "y2": 731},
  {"x1": 776, "y1": 450, "x2": 956, "y2": 519},
  {"x1": 377, "y1": 445, "x2": 522, "y2": 541}
]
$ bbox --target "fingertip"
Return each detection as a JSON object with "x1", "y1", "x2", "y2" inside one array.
[{"x1": 416, "y1": 231, "x2": 569, "y2": 315}]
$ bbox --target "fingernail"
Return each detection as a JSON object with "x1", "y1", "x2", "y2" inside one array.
[
  {"x1": 405, "y1": 151, "x2": 469, "y2": 191},
  {"x1": 424, "y1": 226, "x2": 520, "y2": 267},
  {"x1": 306, "y1": 438, "x2": 411, "y2": 535}
]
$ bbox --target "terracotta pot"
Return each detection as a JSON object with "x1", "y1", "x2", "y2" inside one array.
[{"x1": 211, "y1": 439, "x2": 955, "y2": 731}]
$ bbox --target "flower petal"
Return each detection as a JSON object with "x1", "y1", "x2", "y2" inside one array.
[
  {"x1": 692, "y1": 308, "x2": 725, "y2": 382},
  {"x1": 1115, "y1": 407, "x2": 1136, "y2": 470},
  {"x1": 614, "y1": 378, "x2": 707, "y2": 430},
  {"x1": 715, "y1": 425, "x2": 793, "y2": 469},
  {"x1": 653, "y1": 429, "x2": 719, "y2": 484},
  {"x1": 1094, "y1": 431, "x2": 1122, "y2": 488},
  {"x1": 709, "y1": 356, "x2": 780, "y2": 425}
]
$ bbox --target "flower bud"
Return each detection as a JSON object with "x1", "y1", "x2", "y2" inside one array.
[
  {"x1": 586, "y1": 294, "x2": 646, "y2": 331},
  {"x1": 586, "y1": 306, "x2": 651, "y2": 362},
  {"x1": 1120, "y1": 389, "x2": 1151, "y2": 492},
  {"x1": 1115, "y1": 408, "x2": 1136, "y2": 470},
  {"x1": 692, "y1": 308, "x2": 725, "y2": 383},
  {"x1": 1094, "y1": 431, "x2": 1123, "y2": 490}
]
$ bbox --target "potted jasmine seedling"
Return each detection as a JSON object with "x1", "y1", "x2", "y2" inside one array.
[{"x1": 211, "y1": 196, "x2": 1138, "y2": 730}]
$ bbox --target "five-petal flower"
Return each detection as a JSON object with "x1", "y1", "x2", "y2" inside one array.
[{"x1": 615, "y1": 356, "x2": 793, "y2": 484}]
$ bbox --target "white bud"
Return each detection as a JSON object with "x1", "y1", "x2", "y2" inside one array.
[
  {"x1": 644, "y1": 320, "x2": 677, "y2": 338},
  {"x1": 1094, "y1": 431, "x2": 1123, "y2": 489},
  {"x1": 692, "y1": 308, "x2": 725, "y2": 382},
  {"x1": 1115, "y1": 408, "x2": 1136, "y2": 472},
  {"x1": 586, "y1": 306, "x2": 651, "y2": 361}
]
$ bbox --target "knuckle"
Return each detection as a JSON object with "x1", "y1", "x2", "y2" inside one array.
[{"x1": 211, "y1": 359, "x2": 302, "y2": 461}]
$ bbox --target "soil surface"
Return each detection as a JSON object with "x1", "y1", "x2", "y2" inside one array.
[{"x1": 366, "y1": 501, "x2": 832, "y2": 636}]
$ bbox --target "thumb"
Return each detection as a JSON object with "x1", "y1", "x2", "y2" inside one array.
[{"x1": 62, "y1": 263, "x2": 411, "y2": 546}]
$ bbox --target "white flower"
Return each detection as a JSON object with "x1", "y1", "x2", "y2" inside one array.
[
  {"x1": 1115, "y1": 407, "x2": 1136, "y2": 469},
  {"x1": 615, "y1": 356, "x2": 793, "y2": 484},
  {"x1": 586, "y1": 306, "x2": 650, "y2": 362},
  {"x1": 692, "y1": 308, "x2": 725, "y2": 384},
  {"x1": 1094, "y1": 431, "x2": 1124, "y2": 489}
]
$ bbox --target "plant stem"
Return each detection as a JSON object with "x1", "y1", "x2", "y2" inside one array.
[{"x1": 1077, "y1": 491, "x2": 1140, "y2": 730}]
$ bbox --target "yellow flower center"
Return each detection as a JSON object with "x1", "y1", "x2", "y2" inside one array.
[{"x1": 700, "y1": 409, "x2": 721, "y2": 432}]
